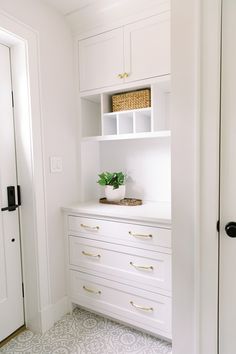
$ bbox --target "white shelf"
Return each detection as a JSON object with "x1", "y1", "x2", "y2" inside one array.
[
  {"x1": 102, "y1": 114, "x2": 117, "y2": 135},
  {"x1": 118, "y1": 113, "x2": 133, "y2": 134},
  {"x1": 103, "y1": 107, "x2": 151, "y2": 117},
  {"x1": 81, "y1": 130, "x2": 171, "y2": 142},
  {"x1": 102, "y1": 107, "x2": 152, "y2": 136},
  {"x1": 134, "y1": 110, "x2": 152, "y2": 133},
  {"x1": 62, "y1": 200, "x2": 171, "y2": 226},
  {"x1": 80, "y1": 80, "x2": 170, "y2": 141}
]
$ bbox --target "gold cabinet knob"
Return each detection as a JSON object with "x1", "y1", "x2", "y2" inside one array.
[
  {"x1": 123, "y1": 72, "x2": 129, "y2": 78},
  {"x1": 118, "y1": 73, "x2": 124, "y2": 79}
]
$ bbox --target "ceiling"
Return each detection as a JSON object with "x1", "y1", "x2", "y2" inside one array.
[{"x1": 42, "y1": 0, "x2": 97, "y2": 15}]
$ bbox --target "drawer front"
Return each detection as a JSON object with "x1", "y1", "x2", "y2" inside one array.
[
  {"x1": 68, "y1": 215, "x2": 171, "y2": 250},
  {"x1": 69, "y1": 270, "x2": 171, "y2": 336},
  {"x1": 69, "y1": 236, "x2": 171, "y2": 291}
]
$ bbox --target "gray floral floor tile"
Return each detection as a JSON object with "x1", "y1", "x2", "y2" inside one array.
[{"x1": 0, "y1": 308, "x2": 172, "y2": 354}]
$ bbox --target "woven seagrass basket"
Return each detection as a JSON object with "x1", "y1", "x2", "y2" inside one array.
[{"x1": 112, "y1": 89, "x2": 151, "y2": 112}]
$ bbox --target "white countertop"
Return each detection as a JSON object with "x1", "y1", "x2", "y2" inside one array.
[{"x1": 62, "y1": 200, "x2": 171, "y2": 226}]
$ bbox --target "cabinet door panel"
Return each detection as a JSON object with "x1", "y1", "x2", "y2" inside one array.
[
  {"x1": 124, "y1": 13, "x2": 170, "y2": 82},
  {"x1": 79, "y1": 28, "x2": 124, "y2": 91}
]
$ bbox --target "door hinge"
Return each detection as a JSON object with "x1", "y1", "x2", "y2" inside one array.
[
  {"x1": 11, "y1": 91, "x2": 14, "y2": 108},
  {"x1": 22, "y1": 282, "x2": 24, "y2": 298},
  {"x1": 217, "y1": 220, "x2": 220, "y2": 232}
]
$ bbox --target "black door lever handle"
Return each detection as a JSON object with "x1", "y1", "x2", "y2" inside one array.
[
  {"x1": 1, "y1": 204, "x2": 19, "y2": 212},
  {"x1": 1, "y1": 186, "x2": 21, "y2": 212}
]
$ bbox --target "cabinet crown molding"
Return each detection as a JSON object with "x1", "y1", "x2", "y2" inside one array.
[{"x1": 67, "y1": 0, "x2": 170, "y2": 37}]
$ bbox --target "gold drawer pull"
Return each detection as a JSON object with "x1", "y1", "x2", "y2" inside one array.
[
  {"x1": 83, "y1": 285, "x2": 101, "y2": 295},
  {"x1": 82, "y1": 251, "x2": 101, "y2": 258},
  {"x1": 130, "y1": 262, "x2": 153, "y2": 271},
  {"x1": 123, "y1": 72, "x2": 129, "y2": 78},
  {"x1": 129, "y1": 231, "x2": 152, "y2": 239},
  {"x1": 80, "y1": 223, "x2": 99, "y2": 230},
  {"x1": 130, "y1": 301, "x2": 153, "y2": 312},
  {"x1": 118, "y1": 73, "x2": 124, "y2": 79}
]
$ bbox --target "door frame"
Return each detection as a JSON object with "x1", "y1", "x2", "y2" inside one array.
[
  {"x1": 0, "y1": 11, "x2": 52, "y2": 333},
  {"x1": 198, "y1": 0, "x2": 222, "y2": 352},
  {"x1": 172, "y1": 0, "x2": 221, "y2": 353}
]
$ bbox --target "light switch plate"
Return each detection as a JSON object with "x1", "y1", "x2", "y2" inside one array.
[{"x1": 50, "y1": 156, "x2": 62, "y2": 173}]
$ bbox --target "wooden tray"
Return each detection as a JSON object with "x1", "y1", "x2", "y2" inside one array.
[{"x1": 99, "y1": 198, "x2": 142, "y2": 206}]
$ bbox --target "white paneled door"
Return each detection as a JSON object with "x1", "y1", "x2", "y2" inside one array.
[
  {"x1": 0, "y1": 44, "x2": 24, "y2": 341},
  {"x1": 220, "y1": 1, "x2": 236, "y2": 353}
]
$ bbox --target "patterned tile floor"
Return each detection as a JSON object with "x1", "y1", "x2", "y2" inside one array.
[{"x1": 0, "y1": 308, "x2": 172, "y2": 354}]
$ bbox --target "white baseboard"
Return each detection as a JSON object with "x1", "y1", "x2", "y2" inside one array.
[
  {"x1": 40, "y1": 296, "x2": 69, "y2": 333},
  {"x1": 53, "y1": 296, "x2": 69, "y2": 323},
  {"x1": 41, "y1": 304, "x2": 54, "y2": 332}
]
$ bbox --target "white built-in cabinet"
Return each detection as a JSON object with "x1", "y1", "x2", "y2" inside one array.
[
  {"x1": 64, "y1": 9, "x2": 172, "y2": 342},
  {"x1": 63, "y1": 206, "x2": 172, "y2": 340},
  {"x1": 79, "y1": 12, "x2": 170, "y2": 92}
]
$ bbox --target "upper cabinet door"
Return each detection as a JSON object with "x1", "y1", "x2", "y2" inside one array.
[
  {"x1": 79, "y1": 28, "x2": 124, "y2": 91},
  {"x1": 124, "y1": 13, "x2": 170, "y2": 83}
]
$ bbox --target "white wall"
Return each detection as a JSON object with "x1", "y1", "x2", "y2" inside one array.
[
  {"x1": 100, "y1": 139, "x2": 171, "y2": 202},
  {"x1": 0, "y1": 0, "x2": 78, "y2": 308}
]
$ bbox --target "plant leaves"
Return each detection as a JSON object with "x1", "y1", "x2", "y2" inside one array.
[{"x1": 97, "y1": 171, "x2": 126, "y2": 188}]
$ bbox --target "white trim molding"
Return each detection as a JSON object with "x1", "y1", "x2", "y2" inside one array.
[
  {"x1": 67, "y1": 0, "x2": 170, "y2": 38},
  {"x1": 0, "y1": 10, "x2": 52, "y2": 333},
  {"x1": 40, "y1": 296, "x2": 69, "y2": 332},
  {"x1": 199, "y1": 0, "x2": 221, "y2": 353},
  {"x1": 171, "y1": 0, "x2": 201, "y2": 353},
  {"x1": 172, "y1": 0, "x2": 221, "y2": 353}
]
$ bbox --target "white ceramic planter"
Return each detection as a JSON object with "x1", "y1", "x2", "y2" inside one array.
[{"x1": 105, "y1": 185, "x2": 126, "y2": 202}]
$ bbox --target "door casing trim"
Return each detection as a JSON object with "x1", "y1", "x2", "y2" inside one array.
[
  {"x1": 171, "y1": 0, "x2": 221, "y2": 353},
  {"x1": 199, "y1": 1, "x2": 221, "y2": 352},
  {"x1": 0, "y1": 10, "x2": 52, "y2": 333}
]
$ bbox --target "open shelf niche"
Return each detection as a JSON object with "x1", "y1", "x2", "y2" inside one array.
[
  {"x1": 80, "y1": 137, "x2": 171, "y2": 203},
  {"x1": 79, "y1": 77, "x2": 171, "y2": 204},
  {"x1": 80, "y1": 76, "x2": 170, "y2": 141}
]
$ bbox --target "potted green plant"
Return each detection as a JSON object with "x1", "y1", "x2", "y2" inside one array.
[{"x1": 97, "y1": 171, "x2": 126, "y2": 202}]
